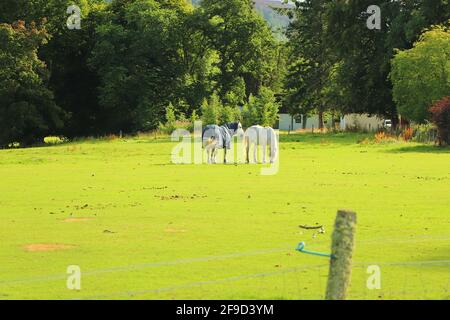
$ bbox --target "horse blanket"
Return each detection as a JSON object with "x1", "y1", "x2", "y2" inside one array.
[{"x1": 202, "y1": 125, "x2": 232, "y2": 150}]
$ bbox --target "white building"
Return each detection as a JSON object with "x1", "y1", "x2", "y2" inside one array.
[
  {"x1": 339, "y1": 113, "x2": 385, "y2": 131},
  {"x1": 277, "y1": 114, "x2": 321, "y2": 131},
  {"x1": 277, "y1": 113, "x2": 386, "y2": 132}
]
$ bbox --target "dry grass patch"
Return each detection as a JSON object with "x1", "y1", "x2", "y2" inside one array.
[{"x1": 24, "y1": 244, "x2": 76, "y2": 252}]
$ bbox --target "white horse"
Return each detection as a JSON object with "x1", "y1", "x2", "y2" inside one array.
[{"x1": 244, "y1": 125, "x2": 278, "y2": 164}]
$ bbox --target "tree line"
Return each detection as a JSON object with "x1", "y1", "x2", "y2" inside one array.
[
  {"x1": 283, "y1": 0, "x2": 449, "y2": 130},
  {"x1": 0, "y1": 0, "x2": 284, "y2": 145},
  {"x1": 0, "y1": 0, "x2": 449, "y2": 146}
]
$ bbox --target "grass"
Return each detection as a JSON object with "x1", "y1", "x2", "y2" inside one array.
[{"x1": 0, "y1": 132, "x2": 449, "y2": 300}]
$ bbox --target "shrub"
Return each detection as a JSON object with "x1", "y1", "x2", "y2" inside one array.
[
  {"x1": 185, "y1": 110, "x2": 197, "y2": 132},
  {"x1": 242, "y1": 94, "x2": 259, "y2": 128},
  {"x1": 44, "y1": 136, "x2": 68, "y2": 145},
  {"x1": 219, "y1": 105, "x2": 241, "y2": 124},
  {"x1": 7, "y1": 142, "x2": 20, "y2": 148},
  {"x1": 411, "y1": 122, "x2": 437, "y2": 143},
  {"x1": 374, "y1": 131, "x2": 397, "y2": 144},
  {"x1": 391, "y1": 25, "x2": 450, "y2": 123},
  {"x1": 158, "y1": 103, "x2": 177, "y2": 134},
  {"x1": 200, "y1": 93, "x2": 241, "y2": 126},
  {"x1": 201, "y1": 93, "x2": 220, "y2": 125},
  {"x1": 430, "y1": 96, "x2": 450, "y2": 146},
  {"x1": 190, "y1": 110, "x2": 198, "y2": 124},
  {"x1": 258, "y1": 87, "x2": 280, "y2": 127},
  {"x1": 401, "y1": 127, "x2": 414, "y2": 141},
  {"x1": 158, "y1": 103, "x2": 192, "y2": 134},
  {"x1": 241, "y1": 87, "x2": 280, "y2": 127}
]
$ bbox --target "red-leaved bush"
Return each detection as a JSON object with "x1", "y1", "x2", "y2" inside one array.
[{"x1": 430, "y1": 96, "x2": 450, "y2": 146}]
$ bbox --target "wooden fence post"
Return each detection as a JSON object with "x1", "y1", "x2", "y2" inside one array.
[{"x1": 325, "y1": 210, "x2": 357, "y2": 300}]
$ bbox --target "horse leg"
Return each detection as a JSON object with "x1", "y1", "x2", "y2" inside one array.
[
  {"x1": 245, "y1": 137, "x2": 250, "y2": 164},
  {"x1": 223, "y1": 148, "x2": 227, "y2": 164},
  {"x1": 269, "y1": 132, "x2": 277, "y2": 164},
  {"x1": 269, "y1": 145, "x2": 274, "y2": 164},
  {"x1": 253, "y1": 144, "x2": 257, "y2": 163},
  {"x1": 207, "y1": 148, "x2": 211, "y2": 164},
  {"x1": 262, "y1": 143, "x2": 267, "y2": 164}
]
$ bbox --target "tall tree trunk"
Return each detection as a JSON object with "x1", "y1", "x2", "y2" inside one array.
[
  {"x1": 331, "y1": 110, "x2": 335, "y2": 131},
  {"x1": 319, "y1": 110, "x2": 324, "y2": 130},
  {"x1": 390, "y1": 106, "x2": 399, "y2": 132}
]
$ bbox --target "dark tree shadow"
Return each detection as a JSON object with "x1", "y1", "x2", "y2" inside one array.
[
  {"x1": 385, "y1": 145, "x2": 450, "y2": 154},
  {"x1": 279, "y1": 132, "x2": 372, "y2": 145}
]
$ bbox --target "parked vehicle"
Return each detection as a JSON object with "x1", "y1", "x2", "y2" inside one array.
[{"x1": 383, "y1": 119, "x2": 392, "y2": 129}]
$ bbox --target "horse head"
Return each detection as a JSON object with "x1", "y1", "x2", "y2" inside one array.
[{"x1": 225, "y1": 122, "x2": 244, "y2": 137}]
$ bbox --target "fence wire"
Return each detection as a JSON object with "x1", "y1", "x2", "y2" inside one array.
[{"x1": 1, "y1": 236, "x2": 449, "y2": 300}]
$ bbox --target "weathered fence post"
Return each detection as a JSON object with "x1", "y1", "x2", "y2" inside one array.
[{"x1": 325, "y1": 210, "x2": 357, "y2": 300}]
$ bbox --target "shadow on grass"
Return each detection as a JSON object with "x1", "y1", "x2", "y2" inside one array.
[
  {"x1": 385, "y1": 145, "x2": 450, "y2": 154},
  {"x1": 279, "y1": 132, "x2": 372, "y2": 145}
]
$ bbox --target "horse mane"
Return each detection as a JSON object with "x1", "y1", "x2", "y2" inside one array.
[{"x1": 224, "y1": 122, "x2": 240, "y2": 133}]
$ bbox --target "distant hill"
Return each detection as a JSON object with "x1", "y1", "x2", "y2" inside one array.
[
  {"x1": 103, "y1": 0, "x2": 292, "y2": 34},
  {"x1": 191, "y1": 0, "x2": 292, "y2": 32},
  {"x1": 253, "y1": 0, "x2": 291, "y2": 32}
]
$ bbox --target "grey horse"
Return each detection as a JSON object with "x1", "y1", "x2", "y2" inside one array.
[{"x1": 202, "y1": 122, "x2": 243, "y2": 164}]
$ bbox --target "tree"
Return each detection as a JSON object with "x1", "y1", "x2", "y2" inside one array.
[
  {"x1": 284, "y1": 0, "x2": 332, "y2": 129},
  {"x1": 391, "y1": 24, "x2": 450, "y2": 123},
  {"x1": 0, "y1": 0, "x2": 109, "y2": 137},
  {"x1": 159, "y1": 102, "x2": 177, "y2": 133},
  {"x1": 258, "y1": 87, "x2": 280, "y2": 126},
  {"x1": 201, "y1": 93, "x2": 220, "y2": 124},
  {"x1": 0, "y1": 21, "x2": 65, "y2": 146},
  {"x1": 89, "y1": 0, "x2": 193, "y2": 133},
  {"x1": 283, "y1": 0, "x2": 449, "y2": 128},
  {"x1": 324, "y1": 0, "x2": 449, "y2": 124},
  {"x1": 323, "y1": 1, "x2": 395, "y2": 121},
  {"x1": 0, "y1": 0, "x2": 107, "y2": 37},
  {"x1": 242, "y1": 87, "x2": 279, "y2": 127},
  {"x1": 218, "y1": 106, "x2": 239, "y2": 124},
  {"x1": 198, "y1": 0, "x2": 279, "y2": 99},
  {"x1": 222, "y1": 77, "x2": 246, "y2": 109},
  {"x1": 284, "y1": 56, "x2": 319, "y2": 128},
  {"x1": 241, "y1": 94, "x2": 259, "y2": 128},
  {"x1": 38, "y1": 1, "x2": 107, "y2": 137},
  {"x1": 177, "y1": 8, "x2": 218, "y2": 115},
  {"x1": 0, "y1": 0, "x2": 31, "y2": 23}
]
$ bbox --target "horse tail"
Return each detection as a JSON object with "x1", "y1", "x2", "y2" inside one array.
[
  {"x1": 267, "y1": 127, "x2": 278, "y2": 161},
  {"x1": 243, "y1": 132, "x2": 250, "y2": 162},
  {"x1": 202, "y1": 135, "x2": 214, "y2": 149}
]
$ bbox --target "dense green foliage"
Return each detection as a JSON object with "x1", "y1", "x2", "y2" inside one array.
[
  {"x1": 198, "y1": 0, "x2": 280, "y2": 98},
  {"x1": 0, "y1": 0, "x2": 284, "y2": 146},
  {"x1": 242, "y1": 87, "x2": 279, "y2": 127},
  {"x1": 391, "y1": 24, "x2": 450, "y2": 123},
  {"x1": 89, "y1": 0, "x2": 193, "y2": 132},
  {"x1": 0, "y1": 22, "x2": 65, "y2": 146},
  {"x1": 0, "y1": 0, "x2": 448, "y2": 146},
  {"x1": 284, "y1": 0, "x2": 450, "y2": 127},
  {"x1": 201, "y1": 94, "x2": 220, "y2": 124}
]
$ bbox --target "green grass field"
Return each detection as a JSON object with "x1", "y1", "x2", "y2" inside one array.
[{"x1": 0, "y1": 132, "x2": 449, "y2": 300}]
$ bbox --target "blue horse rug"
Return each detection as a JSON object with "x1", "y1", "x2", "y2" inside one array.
[{"x1": 202, "y1": 125, "x2": 232, "y2": 150}]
